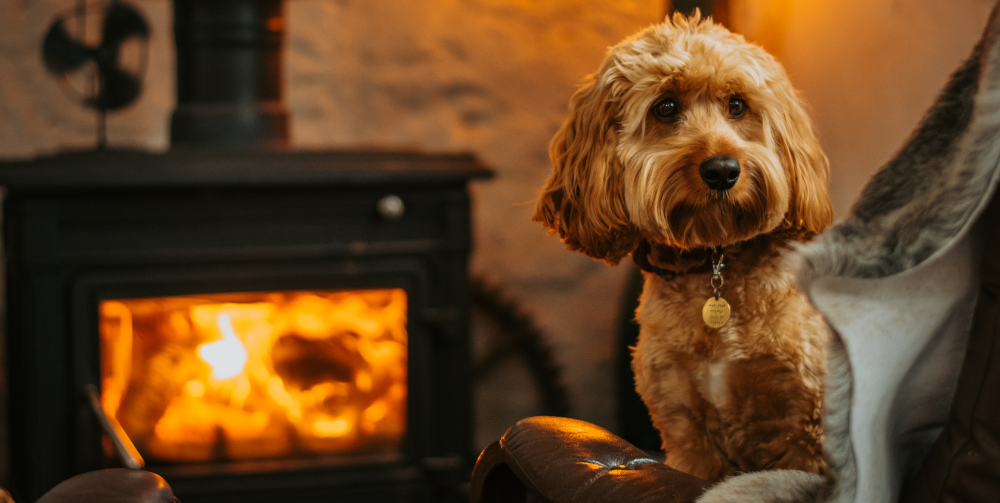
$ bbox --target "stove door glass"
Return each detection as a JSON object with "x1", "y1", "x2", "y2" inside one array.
[{"x1": 98, "y1": 289, "x2": 407, "y2": 464}]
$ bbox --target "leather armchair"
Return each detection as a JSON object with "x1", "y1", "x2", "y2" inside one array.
[
  {"x1": 5, "y1": 469, "x2": 177, "y2": 503},
  {"x1": 470, "y1": 417, "x2": 707, "y2": 503}
]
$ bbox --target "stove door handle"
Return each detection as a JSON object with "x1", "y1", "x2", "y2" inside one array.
[{"x1": 83, "y1": 384, "x2": 146, "y2": 469}]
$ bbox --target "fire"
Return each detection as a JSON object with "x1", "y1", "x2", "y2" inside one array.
[
  {"x1": 99, "y1": 289, "x2": 407, "y2": 463},
  {"x1": 197, "y1": 313, "x2": 248, "y2": 380}
]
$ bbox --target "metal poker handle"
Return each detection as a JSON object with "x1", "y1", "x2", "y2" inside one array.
[{"x1": 83, "y1": 384, "x2": 145, "y2": 469}]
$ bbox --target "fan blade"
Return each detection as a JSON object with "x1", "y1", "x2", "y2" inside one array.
[
  {"x1": 42, "y1": 20, "x2": 92, "y2": 73},
  {"x1": 87, "y1": 66, "x2": 141, "y2": 111},
  {"x1": 101, "y1": 1, "x2": 149, "y2": 49}
]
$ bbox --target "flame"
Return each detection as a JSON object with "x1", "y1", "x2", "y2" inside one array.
[
  {"x1": 197, "y1": 313, "x2": 249, "y2": 380},
  {"x1": 99, "y1": 289, "x2": 407, "y2": 463}
]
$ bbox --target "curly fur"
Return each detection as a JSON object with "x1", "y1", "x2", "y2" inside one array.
[{"x1": 534, "y1": 12, "x2": 833, "y2": 481}]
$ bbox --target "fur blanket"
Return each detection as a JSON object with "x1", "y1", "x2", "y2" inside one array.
[{"x1": 697, "y1": 3, "x2": 1000, "y2": 503}]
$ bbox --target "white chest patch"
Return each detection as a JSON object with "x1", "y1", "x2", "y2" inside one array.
[{"x1": 700, "y1": 361, "x2": 729, "y2": 408}]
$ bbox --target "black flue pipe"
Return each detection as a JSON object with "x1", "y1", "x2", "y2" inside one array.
[{"x1": 170, "y1": 0, "x2": 288, "y2": 147}]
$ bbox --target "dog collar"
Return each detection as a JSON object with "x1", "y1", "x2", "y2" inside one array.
[
  {"x1": 630, "y1": 239, "x2": 715, "y2": 281},
  {"x1": 632, "y1": 228, "x2": 817, "y2": 282}
]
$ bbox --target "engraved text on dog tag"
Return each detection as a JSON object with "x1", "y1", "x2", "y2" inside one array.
[{"x1": 702, "y1": 297, "x2": 731, "y2": 328}]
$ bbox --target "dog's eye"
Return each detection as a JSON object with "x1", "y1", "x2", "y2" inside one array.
[
  {"x1": 652, "y1": 99, "x2": 680, "y2": 121},
  {"x1": 728, "y1": 97, "x2": 747, "y2": 118}
]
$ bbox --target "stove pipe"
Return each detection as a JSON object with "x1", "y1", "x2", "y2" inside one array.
[{"x1": 170, "y1": 0, "x2": 288, "y2": 147}]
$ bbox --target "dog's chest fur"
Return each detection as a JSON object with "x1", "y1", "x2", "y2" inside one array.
[{"x1": 631, "y1": 240, "x2": 829, "y2": 481}]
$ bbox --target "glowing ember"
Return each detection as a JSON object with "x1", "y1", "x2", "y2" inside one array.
[{"x1": 98, "y1": 289, "x2": 407, "y2": 463}]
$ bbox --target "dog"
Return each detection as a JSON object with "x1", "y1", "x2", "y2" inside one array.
[{"x1": 533, "y1": 12, "x2": 832, "y2": 481}]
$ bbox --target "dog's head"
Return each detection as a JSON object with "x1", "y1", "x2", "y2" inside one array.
[{"x1": 534, "y1": 12, "x2": 832, "y2": 265}]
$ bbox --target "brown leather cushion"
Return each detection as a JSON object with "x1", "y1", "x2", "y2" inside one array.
[
  {"x1": 471, "y1": 416, "x2": 708, "y2": 503},
  {"x1": 901, "y1": 194, "x2": 1000, "y2": 503},
  {"x1": 36, "y1": 469, "x2": 177, "y2": 503}
]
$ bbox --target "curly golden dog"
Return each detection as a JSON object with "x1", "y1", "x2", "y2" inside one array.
[{"x1": 533, "y1": 12, "x2": 832, "y2": 481}]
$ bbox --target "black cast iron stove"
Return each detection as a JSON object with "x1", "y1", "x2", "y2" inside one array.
[{"x1": 2, "y1": 148, "x2": 489, "y2": 503}]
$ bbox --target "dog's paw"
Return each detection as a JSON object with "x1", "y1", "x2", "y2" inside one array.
[{"x1": 695, "y1": 469, "x2": 826, "y2": 503}]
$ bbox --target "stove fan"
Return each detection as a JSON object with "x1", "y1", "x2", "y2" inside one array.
[{"x1": 42, "y1": 0, "x2": 150, "y2": 146}]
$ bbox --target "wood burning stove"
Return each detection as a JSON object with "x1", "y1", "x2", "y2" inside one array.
[{"x1": 1, "y1": 148, "x2": 490, "y2": 502}]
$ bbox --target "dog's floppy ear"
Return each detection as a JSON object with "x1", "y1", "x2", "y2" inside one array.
[
  {"x1": 768, "y1": 88, "x2": 834, "y2": 236},
  {"x1": 533, "y1": 70, "x2": 642, "y2": 265}
]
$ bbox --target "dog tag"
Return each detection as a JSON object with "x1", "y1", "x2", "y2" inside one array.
[{"x1": 702, "y1": 297, "x2": 731, "y2": 328}]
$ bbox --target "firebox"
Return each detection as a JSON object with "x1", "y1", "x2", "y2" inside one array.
[
  {"x1": 1, "y1": 148, "x2": 490, "y2": 502},
  {"x1": 99, "y1": 288, "x2": 409, "y2": 465}
]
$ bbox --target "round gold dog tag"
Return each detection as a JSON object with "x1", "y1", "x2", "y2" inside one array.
[{"x1": 702, "y1": 297, "x2": 731, "y2": 328}]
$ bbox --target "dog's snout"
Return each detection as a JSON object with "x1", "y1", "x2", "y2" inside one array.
[{"x1": 699, "y1": 156, "x2": 741, "y2": 191}]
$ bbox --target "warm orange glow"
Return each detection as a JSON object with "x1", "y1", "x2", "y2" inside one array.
[{"x1": 99, "y1": 289, "x2": 407, "y2": 463}]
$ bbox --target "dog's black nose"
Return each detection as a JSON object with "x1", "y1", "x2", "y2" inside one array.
[{"x1": 699, "y1": 156, "x2": 741, "y2": 191}]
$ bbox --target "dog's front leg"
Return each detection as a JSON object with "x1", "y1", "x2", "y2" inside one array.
[
  {"x1": 719, "y1": 356, "x2": 826, "y2": 476},
  {"x1": 637, "y1": 365, "x2": 739, "y2": 481}
]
